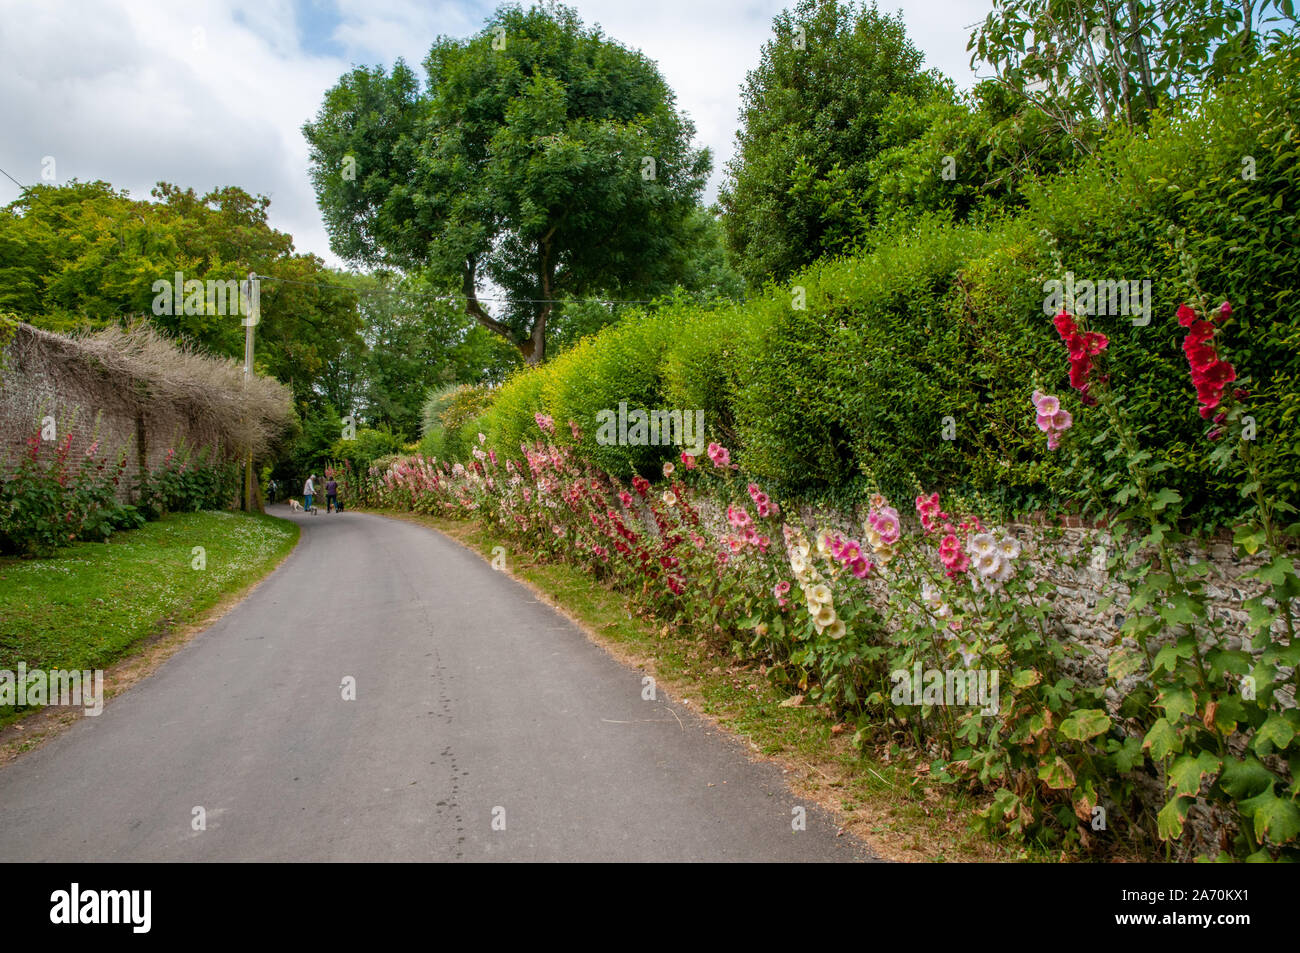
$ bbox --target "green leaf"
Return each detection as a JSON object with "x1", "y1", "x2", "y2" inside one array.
[
  {"x1": 1158, "y1": 686, "x2": 1196, "y2": 722},
  {"x1": 1234, "y1": 524, "x2": 1267, "y2": 555},
  {"x1": 1219, "y1": 756, "x2": 1275, "y2": 800},
  {"x1": 1157, "y1": 796, "x2": 1189, "y2": 841},
  {"x1": 1255, "y1": 555, "x2": 1295, "y2": 585},
  {"x1": 1255, "y1": 714, "x2": 1296, "y2": 754},
  {"x1": 1037, "y1": 756, "x2": 1076, "y2": 790},
  {"x1": 1011, "y1": 668, "x2": 1041, "y2": 689},
  {"x1": 1111, "y1": 735, "x2": 1145, "y2": 773},
  {"x1": 1152, "y1": 641, "x2": 1194, "y2": 673},
  {"x1": 1240, "y1": 785, "x2": 1300, "y2": 845},
  {"x1": 1150, "y1": 488, "x2": 1182, "y2": 512},
  {"x1": 1107, "y1": 648, "x2": 1145, "y2": 682},
  {"x1": 1167, "y1": 751, "x2": 1221, "y2": 797},
  {"x1": 1059, "y1": 708, "x2": 1111, "y2": 742},
  {"x1": 1144, "y1": 718, "x2": 1183, "y2": 760}
]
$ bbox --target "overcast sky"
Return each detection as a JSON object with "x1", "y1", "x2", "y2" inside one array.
[{"x1": 0, "y1": 0, "x2": 990, "y2": 269}]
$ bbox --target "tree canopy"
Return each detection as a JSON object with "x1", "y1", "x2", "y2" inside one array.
[
  {"x1": 0, "y1": 180, "x2": 362, "y2": 418},
  {"x1": 303, "y1": 2, "x2": 712, "y2": 365},
  {"x1": 718, "y1": 0, "x2": 943, "y2": 287}
]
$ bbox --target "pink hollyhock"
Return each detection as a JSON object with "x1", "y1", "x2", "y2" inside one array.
[
  {"x1": 868, "y1": 506, "x2": 901, "y2": 545},
  {"x1": 681, "y1": 451, "x2": 697, "y2": 470}
]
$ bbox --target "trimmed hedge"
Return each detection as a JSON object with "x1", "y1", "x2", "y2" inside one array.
[{"x1": 471, "y1": 48, "x2": 1300, "y2": 527}]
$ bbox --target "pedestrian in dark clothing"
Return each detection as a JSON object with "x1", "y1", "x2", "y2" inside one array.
[{"x1": 326, "y1": 477, "x2": 339, "y2": 514}]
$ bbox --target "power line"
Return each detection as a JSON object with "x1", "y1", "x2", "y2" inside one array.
[{"x1": 0, "y1": 165, "x2": 29, "y2": 191}]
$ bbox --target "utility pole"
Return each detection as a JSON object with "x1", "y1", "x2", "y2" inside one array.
[{"x1": 242, "y1": 271, "x2": 258, "y2": 512}]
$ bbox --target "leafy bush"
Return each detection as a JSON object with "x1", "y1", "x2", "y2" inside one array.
[
  {"x1": 0, "y1": 427, "x2": 234, "y2": 556},
  {"x1": 464, "y1": 45, "x2": 1300, "y2": 528}
]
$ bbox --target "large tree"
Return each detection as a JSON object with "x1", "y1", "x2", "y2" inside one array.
[
  {"x1": 719, "y1": 0, "x2": 943, "y2": 286},
  {"x1": 303, "y1": 2, "x2": 711, "y2": 365}
]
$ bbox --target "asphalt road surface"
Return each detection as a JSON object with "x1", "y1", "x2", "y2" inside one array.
[{"x1": 0, "y1": 507, "x2": 873, "y2": 862}]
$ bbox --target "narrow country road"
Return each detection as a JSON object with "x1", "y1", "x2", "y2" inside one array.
[{"x1": 0, "y1": 508, "x2": 872, "y2": 862}]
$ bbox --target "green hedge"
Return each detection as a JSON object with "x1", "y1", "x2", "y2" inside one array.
[{"x1": 472, "y1": 47, "x2": 1300, "y2": 527}]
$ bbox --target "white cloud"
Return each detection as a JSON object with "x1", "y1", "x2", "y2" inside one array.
[{"x1": 0, "y1": 0, "x2": 986, "y2": 268}]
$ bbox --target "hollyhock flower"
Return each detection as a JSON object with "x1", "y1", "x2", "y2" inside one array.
[
  {"x1": 618, "y1": 491, "x2": 633, "y2": 507},
  {"x1": 747, "y1": 483, "x2": 761, "y2": 497},
  {"x1": 632, "y1": 476, "x2": 650, "y2": 497},
  {"x1": 867, "y1": 506, "x2": 901, "y2": 546},
  {"x1": 808, "y1": 583, "x2": 833, "y2": 605},
  {"x1": 850, "y1": 556, "x2": 872, "y2": 579},
  {"x1": 1034, "y1": 393, "x2": 1060, "y2": 416},
  {"x1": 663, "y1": 462, "x2": 675, "y2": 478},
  {"x1": 974, "y1": 551, "x2": 1002, "y2": 577},
  {"x1": 997, "y1": 536, "x2": 1022, "y2": 560},
  {"x1": 968, "y1": 533, "x2": 996, "y2": 558},
  {"x1": 534, "y1": 412, "x2": 555, "y2": 434},
  {"x1": 727, "y1": 536, "x2": 745, "y2": 554},
  {"x1": 826, "y1": 619, "x2": 847, "y2": 640},
  {"x1": 915, "y1": 492, "x2": 942, "y2": 532},
  {"x1": 814, "y1": 604, "x2": 837, "y2": 628},
  {"x1": 706, "y1": 442, "x2": 731, "y2": 467},
  {"x1": 727, "y1": 505, "x2": 752, "y2": 529},
  {"x1": 1178, "y1": 302, "x2": 1238, "y2": 427},
  {"x1": 1217, "y1": 301, "x2": 1232, "y2": 321},
  {"x1": 662, "y1": 490, "x2": 678, "y2": 507},
  {"x1": 1032, "y1": 391, "x2": 1072, "y2": 450},
  {"x1": 756, "y1": 501, "x2": 772, "y2": 518},
  {"x1": 681, "y1": 451, "x2": 697, "y2": 470}
]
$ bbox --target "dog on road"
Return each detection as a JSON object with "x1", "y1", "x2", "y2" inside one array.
[{"x1": 288, "y1": 499, "x2": 303, "y2": 512}]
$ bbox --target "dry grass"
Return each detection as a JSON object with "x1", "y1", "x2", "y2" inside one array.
[{"x1": 6, "y1": 320, "x2": 293, "y2": 457}]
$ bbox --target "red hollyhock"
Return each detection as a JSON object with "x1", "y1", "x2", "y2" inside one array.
[
  {"x1": 1177, "y1": 302, "x2": 1238, "y2": 424},
  {"x1": 1054, "y1": 311, "x2": 1106, "y2": 402}
]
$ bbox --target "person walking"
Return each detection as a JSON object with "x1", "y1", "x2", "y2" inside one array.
[
  {"x1": 303, "y1": 474, "x2": 316, "y2": 514},
  {"x1": 325, "y1": 475, "x2": 339, "y2": 514}
]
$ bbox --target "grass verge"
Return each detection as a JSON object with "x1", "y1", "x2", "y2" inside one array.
[
  {"x1": 376, "y1": 507, "x2": 1058, "y2": 863},
  {"x1": 0, "y1": 510, "x2": 298, "y2": 738}
]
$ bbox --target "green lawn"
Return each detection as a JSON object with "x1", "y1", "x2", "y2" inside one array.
[{"x1": 0, "y1": 510, "x2": 298, "y2": 725}]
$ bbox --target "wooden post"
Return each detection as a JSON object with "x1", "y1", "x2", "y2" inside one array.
[{"x1": 242, "y1": 271, "x2": 257, "y2": 512}]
